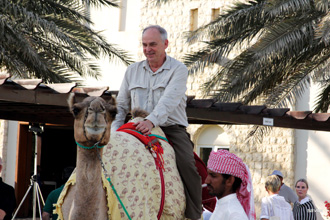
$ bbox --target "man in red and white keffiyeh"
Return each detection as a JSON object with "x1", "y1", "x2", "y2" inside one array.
[{"x1": 205, "y1": 150, "x2": 256, "y2": 220}]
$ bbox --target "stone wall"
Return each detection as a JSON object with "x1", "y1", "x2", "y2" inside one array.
[
  {"x1": 189, "y1": 123, "x2": 296, "y2": 215},
  {"x1": 139, "y1": 0, "x2": 296, "y2": 217},
  {"x1": 230, "y1": 125, "x2": 296, "y2": 215}
]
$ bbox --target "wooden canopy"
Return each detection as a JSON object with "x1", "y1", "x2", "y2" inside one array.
[{"x1": 1, "y1": 74, "x2": 330, "y2": 131}]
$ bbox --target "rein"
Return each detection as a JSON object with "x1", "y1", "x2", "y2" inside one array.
[
  {"x1": 95, "y1": 147, "x2": 132, "y2": 220},
  {"x1": 76, "y1": 141, "x2": 104, "y2": 149}
]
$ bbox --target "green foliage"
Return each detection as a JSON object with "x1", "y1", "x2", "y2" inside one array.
[
  {"x1": 0, "y1": 0, "x2": 133, "y2": 83},
  {"x1": 184, "y1": 0, "x2": 330, "y2": 113}
]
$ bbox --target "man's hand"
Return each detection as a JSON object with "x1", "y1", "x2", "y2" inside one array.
[{"x1": 134, "y1": 120, "x2": 154, "y2": 134}]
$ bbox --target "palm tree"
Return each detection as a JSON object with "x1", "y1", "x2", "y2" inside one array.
[
  {"x1": 183, "y1": 0, "x2": 330, "y2": 112},
  {"x1": 0, "y1": 0, "x2": 133, "y2": 83}
]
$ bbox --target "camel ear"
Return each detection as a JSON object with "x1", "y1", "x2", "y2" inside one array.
[
  {"x1": 105, "y1": 96, "x2": 117, "y2": 119},
  {"x1": 67, "y1": 93, "x2": 83, "y2": 117},
  {"x1": 67, "y1": 93, "x2": 76, "y2": 110}
]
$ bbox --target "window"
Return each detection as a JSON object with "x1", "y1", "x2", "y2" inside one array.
[
  {"x1": 119, "y1": 0, "x2": 128, "y2": 31},
  {"x1": 196, "y1": 126, "x2": 230, "y2": 165},
  {"x1": 190, "y1": 9, "x2": 198, "y2": 31},
  {"x1": 211, "y1": 8, "x2": 220, "y2": 41},
  {"x1": 211, "y1": 8, "x2": 220, "y2": 21}
]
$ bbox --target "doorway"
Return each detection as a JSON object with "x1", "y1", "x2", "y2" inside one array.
[{"x1": 15, "y1": 123, "x2": 76, "y2": 217}]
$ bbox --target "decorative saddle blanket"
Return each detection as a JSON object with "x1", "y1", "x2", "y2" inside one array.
[
  {"x1": 56, "y1": 119, "x2": 186, "y2": 220},
  {"x1": 104, "y1": 122, "x2": 186, "y2": 219}
]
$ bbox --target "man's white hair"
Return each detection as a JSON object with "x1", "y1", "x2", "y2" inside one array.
[{"x1": 142, "y1": 25, "x2": 168, "y2": 42}]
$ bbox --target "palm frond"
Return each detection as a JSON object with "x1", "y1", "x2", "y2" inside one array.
[
  {"x1": 315, "y1": 12, "x2": 330, "y2": 46},
  {"x1": 184, "y1": 0, "x2": 267, "y2": 75},
  {"x1": 314, "y1": 0, "x2": 329, "y2": 12},
  {"x1": 245, "y1": 125, "x2": 274, "y2": 144},
  {"x1": 265, "y1": 0, "x2": 312, "y2": 18},
  {"x1": 87, "y1": 0, "x2": 119, "y2": 8},
  {"x1": 0, "y1": 0, "x2": 132, "y2": 83},
  {"x1": 186, "y1": 0, "x2": 266, "y2": 44},
  {"x1": 314, "y1": 83, "x2": 330, "y2": 112},
  {"x1": 183, "y1": 39, "x2": 236, "y2": 74},
  {"x1": 194, "y1": 4, "x2": 328, "y2": 107}
]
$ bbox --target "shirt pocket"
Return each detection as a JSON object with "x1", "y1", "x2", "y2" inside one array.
[
  {"x1": 129, "y1": 84, "x2": 148, "y2": 108},
  {"x1": 152, "y1": 83, "x2": 167, "y2": 105}
]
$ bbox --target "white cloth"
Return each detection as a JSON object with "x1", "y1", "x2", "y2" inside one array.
[
  {"x1": 210, "y1": 193, "x2": 248, "y2": 220},
  {"x1": 260, "y1": 194, "x2": 294, "y2": 220},
  {"x1": 279, "y1": 183, "x2": 298, "y2": 204},
  {"x1": 298, "y1": 196, "x2": 311, "y2": 204},
  {"x1": 111, "y1": 55, "x2": 189, "y2": 132},
  {"x1": 203, "y1": 209, "x2": 212, "y2": 220}
]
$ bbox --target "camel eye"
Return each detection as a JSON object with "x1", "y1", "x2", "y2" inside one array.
[{"x1": 72, "y1": 107, "x2": 81, "y2": 116}]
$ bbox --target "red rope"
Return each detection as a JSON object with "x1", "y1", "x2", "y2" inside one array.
[
  {"x1": 117, "y1": 122, "x2": 166, "y2": 219},
  {"x1": 157, "y1": 168, "x2": 165, "y2": 219}
]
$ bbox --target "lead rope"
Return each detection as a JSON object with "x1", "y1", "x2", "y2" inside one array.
[{"x1": 96, "y1": 147, "x2": 132, "y2": 220}]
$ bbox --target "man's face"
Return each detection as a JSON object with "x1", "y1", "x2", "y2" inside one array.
[
  {"x1": 278, "y1": 176, "x2": 284, "y2": 185},
  {"x1": 205, "y1": 169, "x2": 227, "y2": 199},
  {"x1": 142, "y1": 28, "x2": 168, "y2": 64}
]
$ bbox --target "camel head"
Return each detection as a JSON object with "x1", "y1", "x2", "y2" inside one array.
[{"x1": 68, "y1": 93, "x2": 117, "y2": 148}]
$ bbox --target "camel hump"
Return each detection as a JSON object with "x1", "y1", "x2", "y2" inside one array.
[{"x1": 131, "y1": 108, "x2": 149, "y2": 118}]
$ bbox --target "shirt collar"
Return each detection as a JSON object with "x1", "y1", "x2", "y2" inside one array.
[
  {"x1": 143, "y1": 54, "x2": 171, "y2": 74},
  {"x1": 299, "y1": 196, "x2": 311, "y2": 204},
  {"x1": 217, "y1": 193, "x2": 237, "y2": 204},
  {"x1": 269, "y1": 194, "x2": 279, "y2": 198}
]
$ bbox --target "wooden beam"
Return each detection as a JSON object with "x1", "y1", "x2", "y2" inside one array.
[{"x1": 186, "y1": 107, "x2": 330, "y2": 131}]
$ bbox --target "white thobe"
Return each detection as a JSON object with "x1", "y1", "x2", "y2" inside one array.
[{"x1": 210, "y1": 193, "x2": 248, "y2": 220}]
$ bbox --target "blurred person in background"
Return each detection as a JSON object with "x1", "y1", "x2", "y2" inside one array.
[
  {"x1": 292, "y1": 179, "x2": 316, "y2": 220},
  {"x1": 271, "y1": 170, "x2": 298, "y2": 205},
  {"x1": 0, "y1": 157, "x2": 16, "y2": 220},
  {"x1": 42, "y1": 167, "x2": 74, "y2": 220},
  {"x1": 260, "y1": 175, "x2": 293, "y2": 220}
]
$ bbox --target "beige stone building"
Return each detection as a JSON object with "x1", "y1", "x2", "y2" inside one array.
[
  {"x1": 107, "y1": 0, "x2": 295, "y2": 217},
  {"x1": 1, "y1": 0, "x2": 329, "y2": 219},
  {"x1": 91, "y1": 1, "x2": 330, "y2": 218}
]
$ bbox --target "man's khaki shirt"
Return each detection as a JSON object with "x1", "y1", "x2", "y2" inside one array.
[{"x1": 111, "y1": 55, "x2": 189, "y2": 131}]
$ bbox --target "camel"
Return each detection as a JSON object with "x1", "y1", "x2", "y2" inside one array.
[{"x1": 55, "y1": 94, "x2": 186, "y2": 219}]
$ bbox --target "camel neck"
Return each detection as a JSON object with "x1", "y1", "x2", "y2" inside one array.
[
  {"x1": 71, "y1": 147, "x2": 107, "y2": 219},
  {"x1": 76, "y1": 148, "x2": 102, "y2": 182}
]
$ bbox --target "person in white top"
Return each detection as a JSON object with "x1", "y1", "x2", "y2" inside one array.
[
  {"x1": 271, "y1": 170, "x2": 298, "y2": 205},
  {"x1": 260, "y1": 175, "x2": 294, "y2": 220},
  {"x1": 205, "y1": 150, "x2": 256, "y2": 220}
]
